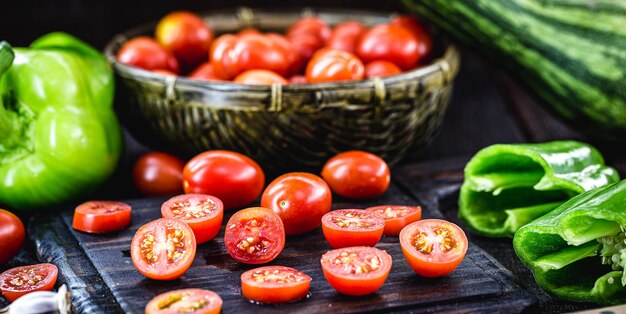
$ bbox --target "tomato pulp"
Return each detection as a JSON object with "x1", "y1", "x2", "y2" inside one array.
[
  {"x1": 241, "y1": 266, "x2": 311, "y2": 303},
  {"x1": 72, "y1": 201, "x2": 132, "y2": 233},
  {"x1": 0, "y1": 263, "x2": 58, "y2": 302},
  {"x1": 224, "y1": 207, "x2": 285, "y2": 264},
  {"x1": 161, "y1": 194, "x2": 224, "y2": 244},
  {"x1": 320, "y1": 246, "x2": 392, "y2": 296}
]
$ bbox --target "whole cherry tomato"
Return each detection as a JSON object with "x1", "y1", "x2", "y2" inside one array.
[
  {"x1": 0, "y1": 264, "x2": 58, "y2": 302},
  {"x1": 189, "y1": 62, "x2": 224, "y2": 81},
  {"x1": 265, "y1": 33, "x2": 302, "y2": 75},
  {"x1": 210, "y1": 34, "x2": 290, "y2": 79},
  {"x1": 321, "y1": 151, "x2": 390, "y2": 199},
  {"x1": 326, "y1": 21, "x2": 367, "y2": 53},
  {"x1": 161, "y1": 194, "x2": 224, "y2": 244},
  {"x1": 356, "y1": 24, "x2": 421, "y2": 70},
  {"x1": 146, "y1": 289, "x2": 222, "y2": 314},
  {"x1": 364, "y1": 60, "x2": 402, "y2": 78},
  {"x1": 132, "y1": 152, "x2": 184, "y2": 197},
  {"x1": 224, "y1": 207, "x2": 285, "y2": 264},
  {"x1": 183, "y1": 150, "x2": 265, "y2": 210},
  {"x1": 287, "y1": 17, "x2": 332, "y2": 63},
  {"x1": 117, "y1": 37, "x2": 179, "y2": 73},
  {"x1": 320, "y1": 246, "x2": 391, "y2": 296},
  {"x1": 155, "y1": 11, "x2": 213, "y2": 70},
  {"x1": 306, "y1": 49, "x2": 365, "y2": 83},
  {"x1": 0, "y1": 209, "x2": 24, "y2": 266},
  {"x1": 241, "y1": 266, "x2": 311, "y2": 303},
  {"x1": 72, "y1": 201, "x2": 132, "y2": 234},
  {"x1": 389, "y1": 15, "x2": 432, "y2": 62},
  {"x1": 261, "y1": 172, "x2": 332, "y2": 235},
  {"x1": 234, "y1": 70, "x2": 288, "y2": 85}
]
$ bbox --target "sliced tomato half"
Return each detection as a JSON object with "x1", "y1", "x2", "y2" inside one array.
[
  {"x1": 72, "y1": 201, "x2": 132, "y2": 233},
  {"x1": 320, "y1": 246, "x2": 391, "y2": 296},
  {"x1": 145, "y1": 288, "x2": 223, "y2": 314},
  {"x1": 241, "y1": 265, "x2": 311, "y2": 303},
  {"x1": 224, "y1": 207, "x2": 285, "y2": 264},
  {"x1": 365, "y1": 205, "x2": 422, "y2": 236},
  {"x1": 0, "y1": 263, "x2": 58, "y2": 302},
  {"x1": 161, "y1": 194, "x2": 224, "y2": 244},
  {"x1": 321, "y1": 209, "x2": 384, "y2": 248}
]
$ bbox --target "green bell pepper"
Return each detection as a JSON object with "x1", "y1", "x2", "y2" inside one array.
[
  {"x1": 459, "y1": 141, "x2": 619, "y2": 237},
  {"x1": 0, "y1": 33, "x2": 122, "y2": 211},
  {"x1": 514, "y1": 179, "x2": 626, "y2": 305}
]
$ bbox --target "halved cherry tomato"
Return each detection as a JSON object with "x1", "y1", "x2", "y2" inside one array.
[
  {"x1": 130, "y1": 218, "x2": 196, "y2": 280},
  {"x1": 326, "y1": 21, "x2": 367, "y2": 53},
  {"x1": 261, "y1": 172, "x2": 332, "y2": 235},
  {"x1": 210, "y1": 34, "x2": 290, "y2": 79},
  {"x1": 0, "y1": 263, "x2": 58, "y2": 302},
  {"x1": 241, "y1": 266, "x2": 311, "y2": 303},
  {"x1": 364, "y1": 60, "x2": 402, "y2": 78},
  {"x1": 72, "y1": 201, "x2": 132, "y2": 234},
  {"x1": 356, "y1": 24, "x2": 421, "y2": 71},
  {"x1": 234, "y1": 70, "x2": 288, "y2": 85},
  {"x1": 288, "y1": 75, "x2": 308, "y2": 84},
  {"x1": 155, "y1": 11, "x2": 213, "y2": 70},
  {"x1": 161, "y1": 194, "x2": 224, "y2": 244},
  {"x1": 117, "y1": 37, "x2": 179, "y2": 73},
  {"x1": 306, "y1": 49, "x2": 364, "y2": 83},
  {"x1": 145, "y1": 288, "x2": 222, "y2": 314},
  {"x1": 287, "y1": 17, "x2": 332, "y2": 63},
  {"x1": 183, "y1": 150, "x2": 265, "y2": 210},
  {"x1": 320, "y1": 246, "x2": 391, "y2": 296},
  {"x1": 321, "y1": 150, "x2": 390, "y2": 199},
  {"x1": 224, "y1": 207, "x2": 285, "y2": 264},
  {"x1": 365, "y1": 205, "x2": 422, "y2": 236},
  {"x1": 400, "y1": 219, "x2": 468, "y2": 277},
  {"x1": 189, "y1": 62, "x2": 223, "y2": 81},
  {"x1": 321, "y1": 209, "x2": 384, "y2": 248},
  {"x1": 132, "y1": 151, "x2": 184, "y2": 197},
  {"x1": 389, "y1": 15, "x2": 432, "y2": 62},
  {"x1": 0, "y1": 209, "x2": 24, "y2": 266}
]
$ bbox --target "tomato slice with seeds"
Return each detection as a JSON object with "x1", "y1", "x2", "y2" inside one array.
[
  {"x1": 131, "y1": 218, "x2": 196, "y2": 280},
  {"x1": 145, "y1": 288, "x2": 222, "y2": 314},
  {"x1": 241, "y1": 266, "x2": 311, "y2": 303},
  {"x1": 161, "y1": 194, "x2": 224, "y2": 244},
  {"x1": 400, "y1": 219, "x2": 468, "y2": 277},
  {"x1": 72, "y1": 201, "x2": 132, "y2": 233},
  {"x1": 0, "y1": 263, "x2": 58, "y2": 302},
  {"x1": 320, "y1": 246, "x2": 391, "y2": 296},
  {"x1": 321, "y1": 209, "x2": 384, "y2": 249},
  {"x1": 365, "y1": 205, "x2": 422, "y2": 236},
  {"x1": 224, "y1": 207, "x2": 285, "y2": 264}
]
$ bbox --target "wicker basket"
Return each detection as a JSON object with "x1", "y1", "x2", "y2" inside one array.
[{"x1": 105, "y1": 8, "x2": 460, "y2": 171}]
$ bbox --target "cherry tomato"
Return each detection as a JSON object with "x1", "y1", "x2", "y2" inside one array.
[
  {"x1": 0, "y1": 209, "x2": 24, "y2": 266},
  {"x1": 152, "y1": 69, "x2": 177, "y2": 76},
  {"x1": 389, "y1": 15, "x2": 432, "y2": 62},
  {"x1": 155, "y1": 11, "x2": 213, "y2": 70},
  {"x1": 117, "y1": 37, "x2": 179, "y2": 73},
  {"x1": 189, "y1": 62, "x2": 224, "y2": 81},
  {"x1": 224, "y1": 207, "x2": 285, "y2": 264},
  {"x1": 288, "y1": 75, "x2": 308, "y2": 84},
  {"x1": 320, "y1": 246, "x2": 391, "y2": 296},
  {"x1": 161, "y1": 194, "x2": 224, "y2": 244},
  {"x1": 183, "y1": 150, "x2": 265, "y2": 210},
  {"x1": 321, "y1": 209, "x2": 384, "y2": 248},
  {"x1": 261, "y1": 172, "x2": 332, "y2": 235},
  {"x1": 364, "y1": 60, "x2": 402, "y2": 78},
  {"x1": 145, "y1": 288, "x2": 222, "y2": 314},
  {"x1": 0, "y1": 263, "x2": 58, "y2": 302},
  {"x1": 265, "y1": 33, "x2": 302, "y2": 75},
  {"x1": 306, "y1": 49, "x2": 364, "y2": 83},
  {"x1": 130, "y1": 218, "x2": 196, "y2": 280},
  {"x1": 238, "y1": 28, "x2": 261, "y2": 36},
  {"x1": 132, "y1": 152, "x2": 184, "y2": 197},
  {"x1": 210, "y1": 34, "x2": 290, "y2": 79},
  {"x1": 321, "y1": 151, "x2": 390, "y2": 199},
  {"x1": 400, "y1": 219, "x2": 468, "y2": 277},
  {"x1": 287, "y1": 17, "x2": 332, "y2": 63},
  {"x1": 326, "y1": 21, "x2": 367, "y2": 53},
  {"x1": 365, "y1": 205, "x2": 422, "y2": 235},
  {"x1": 241, "y1": 266, "x2": 311, "y2": 303},
  {"x1": 356, "y1": 24, "x2": 421, "y2": 71},
  {"x1": 234, "y1": 70, "x2": 288, "y2": 85},
  {"x1": 72, "y1": 201, "x2": 132, "y2": 234}
]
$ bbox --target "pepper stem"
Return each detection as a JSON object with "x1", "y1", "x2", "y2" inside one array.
[{"x1": 0, "y1": 41, "x2": 19, "y2": 148}]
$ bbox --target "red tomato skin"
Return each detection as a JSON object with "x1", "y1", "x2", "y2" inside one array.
[
  {"x1": 72, "y1": 201, "x2": 132, "y2": 234},
  {"x1": 240, "y1": 266, "x2": 311, "y2": 303},
  {"x1": 161, "y1": 194, "x2": 224, "y2": 244},
  {"x1": 210, "y1": 34, "x2": 290, "y2": 79},
  {"x1": 326, "y1": 21, "x2": 367, "y2": 53},
  {"x1": 305, "y1": 49, "x2": 365, "y2": 83},
  {"x1": 321, "y1": 209, "x2": 385, "y2": 248},
  {"x1": 287, "y1": 17, "x2": 332, "y2": 63},
  {"x1": 189, "y1": 62, "x2": 224, "y2": 81},
  {"x1": 145, "y1": 288, "x2": 223, "y2": 314},
  {"x1": 234, "y1": 70, "x2": 288, "y2": 85},
  {"x1": 183, "y1": 150, "x2": 265, "y2": 210},
  {"x1": 320, "y1": 246, "x2": 392, "y2": 296},
  {"x1": 389, "y1": 15, "x2": 433, "y2": 62},
  {"x1": 265, "y1": 33, "x2": 302, "y2": 75},
  {"x1": 0, "y1": 264, "x2": 58, "y2": 302},
  {"x1": 321, "y1": 150, "x2": 390, "y2": 199},
  {"x1": 155, "y1": 11, "x2": 213, "y2": 70},
  {"x1": 364, "y1": 60, "x2": 402, "y2": 78},
  {"x1": 365, "y1": 205, "x2": 422, "y2": 236},
  {"x1": 238, "y1": 28, "x2": 261, "y2": 36},
  {"x1": 288, "y1": 75, "x2": 308, "y2": 84},
  {"x1": 0, "y1": 209, "x2": 24, "y2": 266},
  {"x1": 224, "y1": 207, "x2": 285, "y2": 264},
  {"x1": 117, "y1": 37, "x2": 180, "y2": 73},
  {"x1": 132, "y1": 152, "x2": 184, "y2": 197},
  {"x1": 356, "y1": 24, "x2": 421, "y2": 71}
]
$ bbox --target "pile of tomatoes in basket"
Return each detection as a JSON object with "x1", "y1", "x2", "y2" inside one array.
[{"x1": 116, "y1": 11, "x2": 432, "y2": 85}]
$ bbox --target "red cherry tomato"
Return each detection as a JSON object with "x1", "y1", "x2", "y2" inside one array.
[
  {"x1": 320, "y1": 246, "x2": 391, "y2": 296},
  {"x1": 145, "y1": 288, "x2": 222, "y2": 314},
  {"x1": 326, "y1": 21, "x2": 367, "y2": 53},
  {"x1": 265, "y1": 33, "x2": 302, "y2": 75},
  {"x1": 189, "y1": 62, "x2": 224, "y2": 81},
  {"x1": 306, "y1": 49, "x2": 364, "y2": 83},
  {"x1": 72, "y1": 201, "x2": 132, "y2": 234},
  {"x1": 238, "y1": 28, "x2": 261, "y2": 36},
  {"x1": 0, "y1": 264, "x2": 58, "y2": 302},
  {"x1": 161, "y1": 194, "x2": 224, "y2": 244},
  {"x1": 234, "y1": 70, "x2": 288, "y2": 85},
  {"x1": 389, "y1": 15, "x2": 432, "y2": 62},
  {"x1": 155, "y1": 11, "x2": 213, "y2": 69},
  {"x1": 400, "y1": 219, "x2": 468, "y2": 277},
  {"x1": 210, "y1": 34, "x2": 290, "y2": 79},
  {"x1": 130, "y1": 218, "x2": 196, "y2": 280},
  {"x1": 183, "y1": 150, "x2": 265, "y2": 210},
  {"x1": 224, "y1": 207, "x2": 285, "y2": 264},
  {"x1": 152, "y1": 69, "x2": 177, "y2": 76},
  {"x1": 364, "y1": 60, "x2": 402, "y2": 78},
  {"x1": 356, "y1": 24, "x2": 421, "y2": 70},
  {"x1": 0, "y1": 209, "x2": 24, "y2": 266},
  {"x1": 288, "y1": 75, "x2": 308, "y2": 84},
  {"x1": 287, "y1": 17, "x2": 332, "y2": 63},
  {"x1": 241, "y1": 266, "x2": 311, "y2": 303},
  {"x1": 117, "y1": 37, "x2": 179, "y2": 73},
  {"x1": 321, "y1": 151, "x2": 390, "y2": 199},
  {"x1": 321, "y1": 209, "x2": 384, "y2": 248},
  {"x1": 261, "y1": 172, "x2": 332, "y2": 235},
  {"x1": 365, "y1": 205, "x2": 422, "y2": 235},
  {"x1": 132, "y1": 152, "x2": 184, "y2": 197}
]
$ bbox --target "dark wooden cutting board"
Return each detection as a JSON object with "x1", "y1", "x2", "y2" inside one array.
[{"x1": 29, "y1": 159, "x2": 535, "y2": 313}]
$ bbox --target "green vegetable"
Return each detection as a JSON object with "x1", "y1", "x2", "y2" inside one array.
[
  {"x1": 0, "y1": 33, "x2": 122, "y2": 210},
  {"x1": 514, "y1": 180, "x2": 626, "y2": 305},
  {"x1": 459, "y1": 141, "x2": 619, "y2": 237},
  {"x1": 402, "y1": 0, "x2": 626, "y2": 142}
]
